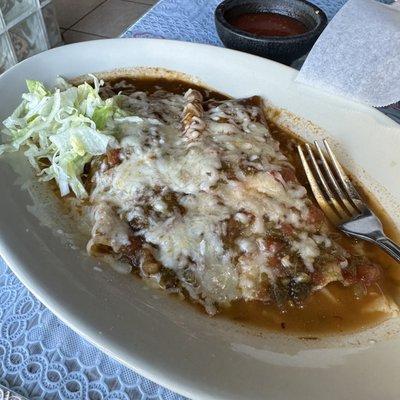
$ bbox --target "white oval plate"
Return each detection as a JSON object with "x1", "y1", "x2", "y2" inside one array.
[{"x1": 1, "y1": 39, "x2": 400, "y2": 400}]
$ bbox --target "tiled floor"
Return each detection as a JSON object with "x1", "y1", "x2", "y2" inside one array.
[{"x1": 55, "y1": 0, "x2": 158, "y2": 44}]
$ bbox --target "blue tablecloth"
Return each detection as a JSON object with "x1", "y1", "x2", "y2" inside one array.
[
  {"x1": 122, "y1": 0, "x2": 349, "y2": 42},
  {"x1": 0, "y1": 1, "x2": 390, "y2": 399}
]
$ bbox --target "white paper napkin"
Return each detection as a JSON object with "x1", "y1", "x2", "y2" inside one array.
[{"x1": 296, "y1": 0, "x2": 400, "y2": 107}]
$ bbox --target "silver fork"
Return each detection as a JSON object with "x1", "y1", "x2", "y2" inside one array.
[{"x1": 297, "y1": 139, "x2": 400, "y2": 262}]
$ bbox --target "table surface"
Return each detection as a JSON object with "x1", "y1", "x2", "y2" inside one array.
[{"x1": 0, "y1": 0, "x2": 393, "y2": 399}]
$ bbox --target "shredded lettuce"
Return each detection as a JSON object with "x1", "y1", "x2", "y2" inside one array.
[
  {"x1": 26, "y1": 79, "x2": 50, "y2": 97},
  {"x1": 0, "y1": 76, "x2": 124, "y2": 199},
  {"x1": 92, "y1": 104, "x2": 114, "y2": 130}
]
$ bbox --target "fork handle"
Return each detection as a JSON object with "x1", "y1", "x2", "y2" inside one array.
[{"x1": 376, "y1": 236, "x2": 400, "y2": 263}]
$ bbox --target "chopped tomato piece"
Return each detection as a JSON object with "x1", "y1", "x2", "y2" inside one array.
[
  {"x1": 307, "y1": 204, "x2": 325, "y2": 225},
  {"x1": 268, "y1": 256, "x2": 280, "y2": 268},
  {"x1": 356, "y1": 263, "x2": 381, "y2": 286},
  {"x1": 341, "y1": 267, "x2": 358, "y2": 285},
  {"x1": 266, "y1": 237, "x2": 285, "y2": 254},
  {"x1": 281, "y1": 223, "x2": 294, "y2": 236},
  {"x1": 311, "y1": 271, "x2": 326, "y2": 286},
  {"x1": 280, "y1": 167, "x2": 297, "y2": 183},
  {"x1": 107, "y1": 149, "x2": 121, "y2": 166}
]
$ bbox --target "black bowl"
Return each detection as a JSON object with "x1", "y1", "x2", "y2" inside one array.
[{"x1": 215, "y1": 0, "x2": 327, "y2": 65}]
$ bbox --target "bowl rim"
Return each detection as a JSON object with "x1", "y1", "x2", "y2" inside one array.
[{"x1": 215, "y1": 0, "x2": 328, "y2": 42}]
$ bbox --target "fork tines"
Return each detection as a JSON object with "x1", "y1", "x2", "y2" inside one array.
[{"x1": 297, "y1": 140, "x2": 366, "y2": 225}]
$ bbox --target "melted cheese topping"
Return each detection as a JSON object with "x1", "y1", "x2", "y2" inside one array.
[{"x1": 87, "y1": 89, "x2": 351, "y2": 312}]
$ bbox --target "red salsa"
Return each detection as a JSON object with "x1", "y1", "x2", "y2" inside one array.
[{"x1": 228, "y1": 12, "x2": 309, "y2": 37}]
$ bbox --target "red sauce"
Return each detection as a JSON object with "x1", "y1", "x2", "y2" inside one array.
[{"x1": 228, "y1": 12, "x2": 309, "y2": 37}]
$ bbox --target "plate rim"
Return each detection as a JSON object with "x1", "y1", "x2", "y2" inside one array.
[{"x1": 0, "y1": 38, "x2": 399, "y2": 400}]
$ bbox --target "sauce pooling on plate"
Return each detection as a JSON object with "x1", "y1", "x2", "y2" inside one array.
[
  {"x1": 228, "y1": 12, "x2": 309, "y2": 37},
  {"x1": 96, "y1": 77, "x2": 400, "y2": 336}
]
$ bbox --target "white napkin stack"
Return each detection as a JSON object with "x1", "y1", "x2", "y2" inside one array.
[{"x1": 296, "y1": 0, "x2": 400, "y2": 107}]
